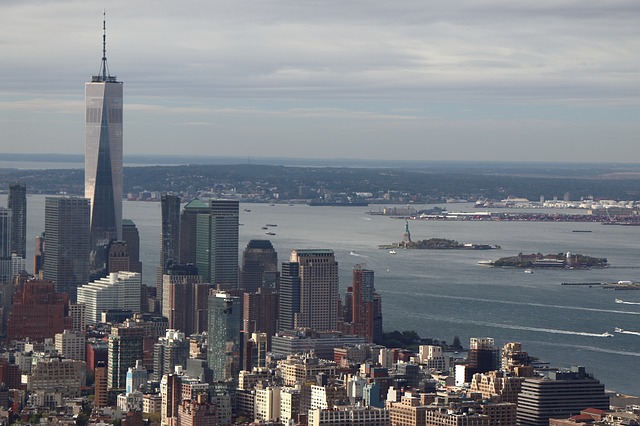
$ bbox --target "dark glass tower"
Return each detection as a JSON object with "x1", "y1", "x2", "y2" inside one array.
[
  {"x1": 207, "y1": 291, "x2": 242, "y2": 382},
  {"x1": 278, "y1": 262, "x2": 300, "y2": 331},
  {"x1": 85, "y1": 16, "x2": 123, "y2": 278},
  {"x1": 239, "y1": 239, "x2": 278, "y2": 292},
  {"x1": 8, "y1": 183, "x2": 26, "y2": 258},
  {"x1": 195, "y1": 200, "x2": 239, "y2": 289},
  {"x1": 158, "y1": 194, "x2": 181, "y2": 298},
  {"x1": 43, "y1": 197, "x2": 90, "y2": 302}
]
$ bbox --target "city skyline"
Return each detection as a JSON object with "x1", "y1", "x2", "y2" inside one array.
[{"x1": 1, "y1": 1, "x2": 639, "y2": 163}]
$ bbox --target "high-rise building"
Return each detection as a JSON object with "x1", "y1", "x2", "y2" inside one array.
[
  {"x1": 126, "y1": 359, "x2": 147, "y2": 394},
  {"x1": 6, "y1": 280, "x2": 73, "y2": 342},
  {"x1": 179, "y1": 199, "x2": 209, "y2": 265},
  {"x1": 207, "y1": 291, "x2": 242, "y2": 382},
  {"x1": 463, "y1": 337, "x2": 500, "y2": 383},
  {"x1": 0, "y1": 208, "x2": 11, "y2": 283},
  {"x1": 108, "y1": 324, "x2": 144, "y2": 390},
  {"x1": 279, "y1": 262, "x2": 300, "y2": 331},
  {"x1": 55, "y1": 329, "x2": 86, "y2": 362},
  {"x1": 122, "y1": 219, "x2": 142, "y2": 273},
  {"x1": 43, "y1": 197, "x2": 90, "y2": 302},
  {"x1": 77, "y1": 271, "x2": 141, "y2": 324},
  {"x1": 94, "y1": 363, "x2": 108, "y2": 408},
  {"x1": 290, "y1": 249, "x2": 339, "y2": 331},
  {"x1": 153, "y1": 329, "x2": 189, "y2": 381},
  {"x1": 8, "y1": 183, "x2": 26, "y2": 259},
  {"x1": 243, "y1": 288, "x2": 279, "y2": 349},
  {"x1": 342, "y1": 266, "x2": 382, "y2": 343},
  {"x1": 162, "y1": 264, "x2": 208, "y2": 335},
  {"x1": 196, "y1": 200, "x2": 239, "y2": 289},
  {"x1": 158, "y1": 194, "x2": 181, "y2": 297},
  {"x1": 517, "y1": 366, "x2": 609, "y2": 426},
  {"x1": 239, "y1": 239, "x2": 278, "y2": 292},
  {"x1": 108, "y1": 241, "x2": 130, "y2": 273},
  {"x1": 34, "y1": 232, "x2": 45, "y2": 277},
  {"x1": 85, "y1": 16, "x2": 123, "y2": 277}
]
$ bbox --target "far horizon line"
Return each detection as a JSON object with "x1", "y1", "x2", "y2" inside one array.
[{"x1": 2, "y1": 152, "x2": 640, "y2": 169}]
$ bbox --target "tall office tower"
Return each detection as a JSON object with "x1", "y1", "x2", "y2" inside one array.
[
  {"x1": 342, "y1": 266, "x2": 382, "y2": 343},
  {"x1": 43, "y1": 197, "x2": 90, "y2": 302},
  {"x1": 34, "y1": 232, "x2": 45, "y2": 277},
  {"x1": 108, "y1": 324, "x2": 144, "y2": 390},
  {"x1": 162, "y1": 264, "x2": 208, "y2": 335},
  {"x1": 8, "y1": 184, "x2": 26, "y2": 258},
  {"x1": 278, "y1": 261, "x2": 300, "y2": 331},
  {"x1": 85, "y1": 16, "x2": 123, "y2": 278},
  {"x1": 179, "y1": 199, "x2": 209, "y2": 265},
  {"x1": 517, "y1": 366, "x2": 609, "y2": 426},
  {"x1": 108, "y1": 241, "x2": 130, "y2": 273},
  {"x1": 243, "y1": 289, "x2": 279, "y2": 349},
  {"x1": 196, "y1": 200, "x2": 239, "y2": 289},
  {"x1": 122, "y1": 219, "x2": 142, "y2": 273},
  {"x1": 291, "y1": 249, "x2": 339, "y2": 331},
  {"x1": 239, "y1": 239, "x2": 278, "y2": 292},
  {"x1": 0, "y1": 208, "x2": 11, "y2": 283},
  {"x1": 153, "y1": 329, "x2": 189, "y2": 381},
  {"x1": 158, "y1": 194, "x2": 181, "y2": 297},
  {"x1": 207, "y1": 291, "x2": 242, "y2": 382},
  {"x1": 6, "y1": 280, "x2": 73, "y2": 342}
]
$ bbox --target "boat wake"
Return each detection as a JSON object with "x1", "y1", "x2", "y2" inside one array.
[
  {"x1": 384, "y1": 290, "x2": 640, "y2": 316},
  {"x1": 406, "y1": 312, "x2": 613, "y2": 338},
  {"x1": 527, "y1": 340, "x2": 640, "y2": 358},
  {"x1": 614, "y1": 327, "x2": 640, "y2": 336},
  {"x1": 615, "y1": 299, "x2": 640, "y2": 305},
  {"x1": 349, "y1": 251, "x2": 367, "y2": 258}
]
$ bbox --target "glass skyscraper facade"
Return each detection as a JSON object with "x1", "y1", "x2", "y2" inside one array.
[
  {"x1": 8, "y1": 183, "x2": 26, "y2": 259},
  {"x1": 207, "y1": 291, "x2": 242, "y2": 382},
  {"x1": 43, "y1": 197, "x2": 90, "y2": 302},
  {"x1": 85, "y1": 20, "x2": 123, "y2": 277}
]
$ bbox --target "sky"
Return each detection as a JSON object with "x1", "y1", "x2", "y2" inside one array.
[{"x1": 1, "y1": 0, "x2": 640, "y2": 163}]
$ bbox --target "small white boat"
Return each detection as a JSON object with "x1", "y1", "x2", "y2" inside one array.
[
  {"x1": 601, "y1": 332, "x2": 614, "y2": 337},
  {"x1": 477, "y1": 260, "x2": 494, "y2": 266},
  {"x1": 389, "y1": 250, "x2": 397, "y2": 254},
  {"x1": 524, "y1": 269, "x2": 533, "y2": 274},
  {"x1": 615, "y1": 299, "x2": 623, "y2": 304},
  {"x1": 615, "y1": 327, "x2": 624, "y2": 333},
  {"x1": 350, "y1": 251, "x2": 357, "y2": 256}
]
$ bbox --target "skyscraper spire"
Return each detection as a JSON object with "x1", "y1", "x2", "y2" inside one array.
[{"x1": 94, "y1": 10, "x2": 116, "y2": 82}]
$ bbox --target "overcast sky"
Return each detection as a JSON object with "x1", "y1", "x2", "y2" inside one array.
[{"x1": 1, "y1": 0, "x2": 639, "y2": 163}]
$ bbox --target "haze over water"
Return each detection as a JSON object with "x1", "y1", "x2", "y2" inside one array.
[{"x1": 8, "y1": 195, "x2": 640, "y2": 396}]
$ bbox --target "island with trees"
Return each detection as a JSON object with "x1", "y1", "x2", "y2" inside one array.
[{"x1": 492, "y1": 252, "x2": 608, "y2": 269}]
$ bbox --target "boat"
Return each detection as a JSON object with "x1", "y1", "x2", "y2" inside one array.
[
  {"x1": 615, "y1": 299, "x2": 624, "y2": 304},
  {"x1": 266, "y1": 224, "x2": 278, "y2": 227},
  {"x1": 524, "y1": 269, "x2": 533, "y2": 274},
  {"x1": 572, "y1": 230, "x2": 592, "y2": 233},
  {"x1": 601, "y1": 332, "x2": 614, "y2": 337},
  {"x1": 615, "y1": 327, "x2": 624, "y2": 333},
  {"x1": 389, "y1": 250, "x2": 397, "y2": 254},
  {"x1": 244, "y1": 209, "x2": 251, "y2": 212},
  {"x1": 350, "y1": 251, "x2": 357, "y2": 256},
  {"x1": 477, "y1": 260, "x2": 494, "y2": 266},
  {"x1": 265, "y1": 231, "x2": 276, "y2": 236},
  {"x1": 261, "y1": 226, "x2": 268, "y2": 230}
]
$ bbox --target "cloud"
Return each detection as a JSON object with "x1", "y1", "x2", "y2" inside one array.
[{"x1": 1, "y1": 0, "x2": 640, "y2": 160}]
